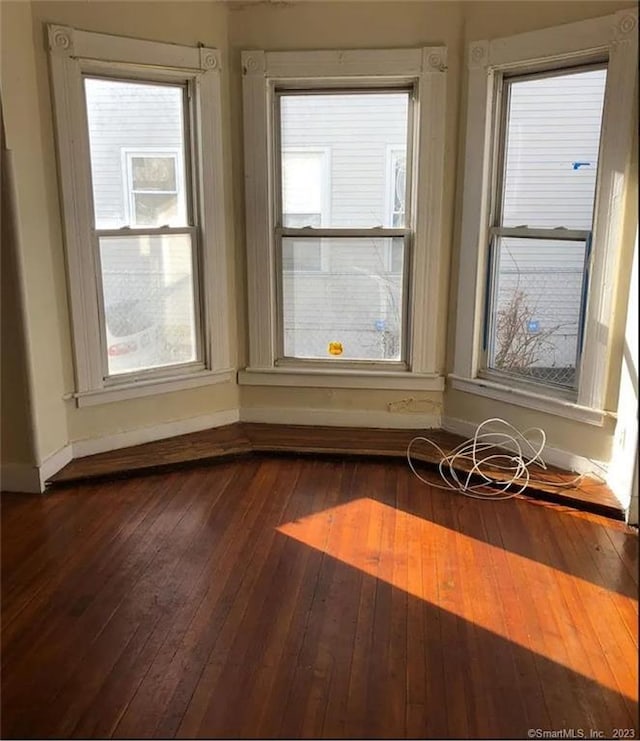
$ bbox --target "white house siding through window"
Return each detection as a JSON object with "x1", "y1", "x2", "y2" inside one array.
[
  {"x1": 278, "y1": 91, "x2": 409, "y2": 362},
  {"x1": 486, "y1": 67, "x2": 607, "y2": 389},
  {"x1": 84, "y1": 78, "x2": 198, "y2": 376}
]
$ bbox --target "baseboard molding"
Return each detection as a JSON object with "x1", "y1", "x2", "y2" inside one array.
[
  {"x1": 39, "y1": 445, "x2": 74, "y2": 489},
  {"x1": 240, "y1": 406, "x2": 441, "y2": 430},
  {"x1": 1, "y1": 463, "x2": 42, "y2": 494},
  {"x1": 442, "y1": 415, "x2": 609, "y2": 477},
  {"x1": 72, "y1": 409, "x2": 241, "y2": 460}
]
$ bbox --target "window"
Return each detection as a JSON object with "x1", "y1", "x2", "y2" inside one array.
[
  {"x1": 124, "y1": 150, "x2": 183, "y2": 228},
  {"x1": 278, "y1": 90, "x2": 410, "y2": 362},
  {"x1": 486, "y1": 65, "x2": 607, "y2": 391},
  {"x1": 48, "y1": 26, "x2": 231, "y2": 404},
  {"x1": 452, "y1": 10, "x2": 637, "y2": 423},
  {"x1": 241, "y1": 47, "x2": 447, "y2": 389}
]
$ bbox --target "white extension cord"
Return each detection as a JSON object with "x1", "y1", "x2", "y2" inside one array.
[{"x1": 406, "y1": 417, "x2": 586, "y2": 500}]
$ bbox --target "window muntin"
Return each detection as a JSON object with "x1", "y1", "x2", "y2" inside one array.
[
  {"x1": 483, "y1": 65, "x2": 607, "y2": 391},
  {"x1": 276, "y1": 88, "x2": 412, "y2": 363},
  {"x1": 84, "y1": 76, "x2": 202, "y2": 378}
]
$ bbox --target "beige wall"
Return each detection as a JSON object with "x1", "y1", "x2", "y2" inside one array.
[
  {"x1": 1, "y1": 138, "x2": 36, "y2": 467},
  {"x1": 1, "y1": 0, "x2": 70, "y2": 464},
  {"x1": 0, "y1": 0, "x2": 636, "y2": 469}
]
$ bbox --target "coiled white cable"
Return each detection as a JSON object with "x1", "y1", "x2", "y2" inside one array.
[{"x1": 406, "y1": 417, "x2": 587, "y2": 500}]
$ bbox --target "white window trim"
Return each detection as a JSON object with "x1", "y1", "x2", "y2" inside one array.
[
  {"x1": 451, "y1": 9, "x2": 638, "y2": 425},
  {"x1": 121, "y1": 147, "x2": 185, "y2": 228},
  {"x1": 48, "y1": 25, "x2": 231, "y2": 406},
  {"x1": 241, "y1": 47, "x2": 447, "y2": 383}
]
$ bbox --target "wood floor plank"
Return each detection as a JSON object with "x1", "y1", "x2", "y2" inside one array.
[
  {"x1": 48, "y1": 462, "x2": 245, "y2": 739},
  {"x1": 116, "y1": 457, "x2": 300, "y2": 739},
  {"x1": 494, "y1": 501, "x2": 637, "y2": 732},
  {"x1": 1, "y1": 456, "x2": 637, "y2": 740},
  {"x1": 69, "y1": 461, "x2": 265, "y2": 740},
  {"x1": 480, "y1": 503, "x2": 553, "y2": 733},
  {"x1": 248, "y1": 461, "x2": 350, "y2": 740},
  {"x1": 3, "y1": 469, "x2": 210, "y2": 739},
  {"x1": 2, "y1": 476, "x2": 157, "y2": 638}
]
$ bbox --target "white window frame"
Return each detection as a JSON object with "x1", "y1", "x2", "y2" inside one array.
[
  {"x1": 122, "y1": 148, "x2": 185, "y2": 228},
  {"x1": 240, "y1": 47, "x2": 447, "y2": 391},
  {"x1": 451, "y1": 10, "x2": 638, "y2": 425},
  {"x1": 48, "y1": 25, "x2": 232, "y2": 407}
]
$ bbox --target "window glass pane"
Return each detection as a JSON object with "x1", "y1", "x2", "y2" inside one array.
[
  {"x1": 280, "y1": 92, "x2": 409, "y2": 228},
  {"x1": 282, "y1": 151, "x2": 325, "y2": 226},
  {"x1": 99, "y1": 234, "x2": 197, "y2": 375},
  {"x1": 133, "y1": 193, "x2": 179, "y2": 226},
  {"x1": 282, "y1": 239, "x2": 322, "y2": 272},
  {"x1": 501, "y1": 68, "x2": 606, "y2": 230},
  {"x1": 84, "y1": 78, "x2": 187, "y2": 228},
  {"x1": 282, "y1": 237, "x2": 405, "y2": 360},
  {"x1": 488, "y1": 237, "x2": 587, "y2": 388},
  {"x1": 131, "y1": 156, "x2": 177, "y2": 191}
]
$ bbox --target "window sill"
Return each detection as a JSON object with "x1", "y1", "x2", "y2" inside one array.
[
  {"x1": 72, "y1": 368, "x2": 235, "y2": 408},
  {"x1": 448, "y1": 374, "x2": 614, "y2": 426},
  {"x1": 238, "y1": 367, "x2": 445, "y2": 391}
]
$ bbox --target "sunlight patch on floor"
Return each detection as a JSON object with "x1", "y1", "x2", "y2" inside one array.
[{"x1": 277, "y1": 497, "x2": 637, "y2": 700}]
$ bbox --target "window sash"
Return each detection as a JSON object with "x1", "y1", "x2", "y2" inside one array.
[
  {"x1": 93, "y1": 225, "x2": 205, "y2": 381},
  {"x1": 274, "y1": 234, "x2": 412, "y2": 364},
  {"x1": 491, "y1": 61, "x2": 607, "y2": 233},
  {"x1": 273, "y1": 86, "x2": 416, "y2": 232},
  {"x1": 272, "y1": 85, "x2": 416, "y2": 366}
]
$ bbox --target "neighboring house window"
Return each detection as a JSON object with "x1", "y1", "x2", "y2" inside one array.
[
  {"x1": 48, "y1": 26, "x2": 231, "y2": 405},
  {"x1": 281, "y1": 149, "x2": 328, "y2": 272},
  {"x1": 388, "y1": 148, "x2": 406, "y2": 228},
  {"x1": 241, "y1": 48, "x2": 447, "y2": 383},
  {"x1": 451, "y1": 10, "x2": 638, "y2": 423},
  {"x1": 387, "y1": 148, "x2": 407, "y2": 272},
  {"x1": 123, "y1": 150, "x2": 183, "y2": 227}
]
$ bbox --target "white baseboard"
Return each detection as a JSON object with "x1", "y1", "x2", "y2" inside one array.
[
  {"x1": 39, "y1": 445, "x2": 73, "y2": 488},
  {"x1": 1, "y1": 463, "x2": 42, "y2": 493},
  {"x1": 71, "y1": 409, "x2": 240, "y2": 460},
  {"x1": 442, "y1": 415, "x2": 609, "y2": 477},
  {"x1": 240, "y1": 406, "x2": 441, "y2": 430},
  {"x1": 1, "y1": 444, "x2": 73, "y2": 494}
]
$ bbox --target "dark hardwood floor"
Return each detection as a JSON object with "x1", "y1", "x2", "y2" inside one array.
[{"x1": 2, "y1": 455, "x2": 638, "y2": 739}]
